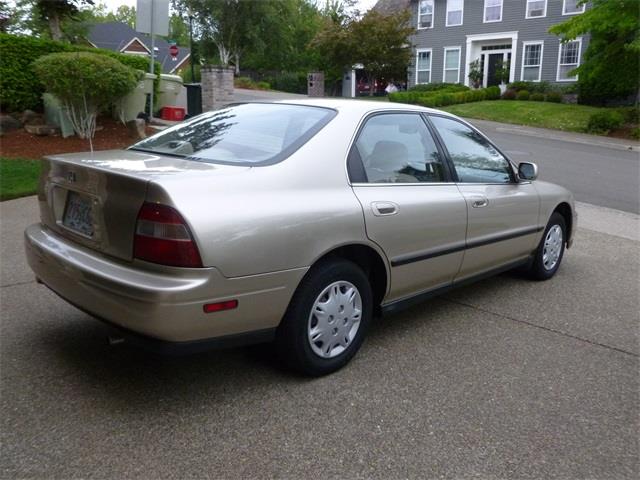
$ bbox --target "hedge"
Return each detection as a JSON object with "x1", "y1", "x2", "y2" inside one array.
[
  {"x1": 389, "y1": 85, "x2": 500, "y2": 108},
  {"x1": 408, "y1": 83, "x2": 470, "y2": 93},
  {"x1": 0, "y1": 33, "x2": 160, "y2": 112}
]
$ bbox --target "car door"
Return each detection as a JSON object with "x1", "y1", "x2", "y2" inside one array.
[
  {"x1": 348, "y1": 112, "x2": 468, "y2": 302},
  {"x1": 428, "y1": 115, "x2": 541, "y2": 280}
]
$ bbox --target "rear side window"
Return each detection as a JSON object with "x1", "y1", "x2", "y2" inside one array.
[
  {"x1": 130, "y1": 103, "x2": 335, "y2": 166},
  {"x1": 429, "y1": 115, "x2": 513, "y2": 183},
  {"x1": 351, "y1": 113, "x2": 446, "y2": 183}
]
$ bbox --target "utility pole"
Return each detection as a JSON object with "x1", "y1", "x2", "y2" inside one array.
[
  {"x1": 149, "y1": 0, "x2": 155, "y2": 120},
  {"x1": 188, "y1": 9, "x2": 195, "y2": 83}
]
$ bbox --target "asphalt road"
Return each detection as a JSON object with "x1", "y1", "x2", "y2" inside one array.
[
  {"x1": 236, "y1": 89, "x2": 640, "y2": 214},
  {"x1": 1, "y1": 196, "x2": 638, "y2": 479}
]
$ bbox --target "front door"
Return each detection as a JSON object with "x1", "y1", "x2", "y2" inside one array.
[
  {"x1": 486, "y1": 53, "x2": 504, "y2": 87},
  {"x1": 428, "y1": 115, "x2": 541, "y2": 279},
  {"x1": 348, "y1": 112, "x2": 468, "y2": 302}
]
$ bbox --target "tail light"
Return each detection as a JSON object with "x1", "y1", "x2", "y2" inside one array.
[{"x1": 134, "y1": 202, "x2": 203, "y2": 268}]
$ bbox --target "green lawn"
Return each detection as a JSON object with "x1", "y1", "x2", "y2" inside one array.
[
  {"x1": 441, "y1": 100, "x2": 604, "y2": 133},
  {"x1": 0, "y1": 157, "x2": 41, "y2": 201}
]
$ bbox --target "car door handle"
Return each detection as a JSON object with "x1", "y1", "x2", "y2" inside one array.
[
  {"x1": 371, "y1": 201, "x2": 398, "y2": 216},
  {"x1": 471, "y1": 197, "x2": 489, "y2": 208}
]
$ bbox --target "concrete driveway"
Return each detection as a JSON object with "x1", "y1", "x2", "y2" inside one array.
[{"x1": 1, "y1": 194, "x2": 638, "y2": 479}]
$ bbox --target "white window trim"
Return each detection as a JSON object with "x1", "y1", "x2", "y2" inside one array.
[
  {"x1": 445, "y1": 0, "x2": 464, "y2": 27},
  {"x1": 483, "y1": 0, "x2": 503, "y2": 23},
  {"x1": 562, "y1": 0, "x2": 586, "y2": 15},
  {"x1": 417, "y1": 0, "x2": 435, "y2": 30},
  {"x1": 464, "y1": 31, "x2": 519, "y2": 87},
  {"x1": 416, "y1": 48, "x2": 432, "y2": 84},
  {"x1": 556, "y1": 37, "x2": 582, "y2": 82},
  {"x1": 525, "y1": 0, "x2": 547, "y2": 19},
  {"x1": 443, "y1": 47, "x2": 462, "y2": 83},
  {"x1": 520, "y1": 41, "x2": 544, "y2": 82}
]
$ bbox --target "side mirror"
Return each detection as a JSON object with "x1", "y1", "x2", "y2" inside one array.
[{"x1": 518, "y1": 162, "x2": 538, "y2": 181}]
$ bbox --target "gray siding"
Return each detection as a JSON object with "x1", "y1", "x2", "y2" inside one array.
[{"x1": 407, "y1": 0, "x2": 590, "y2": 87}]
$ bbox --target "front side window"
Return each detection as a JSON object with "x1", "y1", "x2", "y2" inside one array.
[
  {"x1": 418, "y1": 0, "x2": 434, "y2": 28},
  {"x1": 430, "y1": 116, "x2": 512, "y2": 184},
  {"x1": 557, "y1": 39, "x2": 581, "y2": 81},
  {"x1": 446, "y1": 0, "x2": 463, "y2": 26},
  {"x1": 353, "y1": 114, "x2": 446, "y2": 184},
  {"x1": 444, "y1": 47, "x2": 461, "y2": 83},
  {"x1": 484, "y1": 0, "x2": 503, "y2": 22},
  {"x1": 130, "y1": 103, "x2": 335, "y2": 165},
  {"x1": 563, "y1": 0, "x2": 585, "y2": 15},
  {"x1": 522, "y1": 42, "x2": 543, "y2": 81},
  {"x1": 526, "y1": 0, "x2": 547, "y2": 18},
  {"x1": 416, "y1": 49, "x2": 432, "y2": 84}
]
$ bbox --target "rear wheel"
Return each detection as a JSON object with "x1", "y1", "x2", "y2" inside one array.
[
  {"x1": 276, "y1": 259, "x2": 373, "y2": 376},
  {"x1": 527, "y1": 212, "x2": 566, "y2": 280}
]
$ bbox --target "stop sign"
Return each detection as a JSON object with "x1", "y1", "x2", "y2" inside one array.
[{"x1": 169, "y1": 44, "x2": 178, "y2": 57}]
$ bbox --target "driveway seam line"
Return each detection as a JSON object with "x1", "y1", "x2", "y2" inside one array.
[
  {"x1": 444, "y1": 297, "x2": 639, "y2": 358},
  {"x1": 0, "y1": 280, "x2": 37, "y2": 289}
]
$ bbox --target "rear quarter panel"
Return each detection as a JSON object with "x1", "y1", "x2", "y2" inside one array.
[{"x1": 147, "y1": 111, "x2": 377, "y2": 278}]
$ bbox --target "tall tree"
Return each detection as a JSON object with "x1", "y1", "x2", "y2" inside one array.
[
  {"x1": 34, "y1": 0, "x2": 94, "y2": 40},
  {"x1": 350, "y1": 10, "x2": 413, "y2": 95},
  {"x1": 109, "y1": 5, "x2": 136, "y2": 28},
  {"x1": 550, "y1": 0, "x2": 640, "y2": 104}
]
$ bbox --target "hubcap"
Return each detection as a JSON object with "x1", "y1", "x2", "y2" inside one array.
[
  {"x1": 307, "y1": 281, "x2": 362, "y2": 359},
  {"x1": 542, "y1": 225, "x2": 563, "y2": 271}
]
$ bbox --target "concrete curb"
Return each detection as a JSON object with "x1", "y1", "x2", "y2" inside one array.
[{"x1": 469, "y1": 118, "x2": 640, "y2": 153}]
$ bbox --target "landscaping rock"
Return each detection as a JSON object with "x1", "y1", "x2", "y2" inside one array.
[
  {"x1": 0, "y1": 114, "x2": 22, "y2": 133},
  {"x1": 20, "y1": 109, "x2": 40, "y2": 125},
  {"x1": 127, "y1": 118, "x2": 146, "y2": 139},
  {"x1": 24, "y1": 124, "x2": 60, "y2": 136}
]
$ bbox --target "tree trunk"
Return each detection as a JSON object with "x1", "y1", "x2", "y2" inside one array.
[
  {"x1": 234, "y1": 53, "x2": 240, "y2": 75},
  {"x1": 49, "y1": 12, "x2": 62, "y2": 41},
  {"x1": 368, "y1": 74, "x2": 375, "y2": 96}
]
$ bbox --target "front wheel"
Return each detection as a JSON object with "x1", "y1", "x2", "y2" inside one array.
[
  {"x1": 527, "y1": 212, "x2": 567, "y2": 280},
  {"x1": 276, "y1": 259, "x2": 373, "y2": 376}
]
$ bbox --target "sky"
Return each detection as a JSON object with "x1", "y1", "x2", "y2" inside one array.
[{"x1": 100, "y1": 0, "x2": 379, "y2": 14}]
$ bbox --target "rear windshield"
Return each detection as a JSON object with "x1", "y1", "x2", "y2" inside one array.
[{"x1": 130, "y1": 103, "x2": 336, "y2": 166}]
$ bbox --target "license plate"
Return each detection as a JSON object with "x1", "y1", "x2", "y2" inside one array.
[{"x1": 63, "y1": 191, "x2": 94, "y2": 237}]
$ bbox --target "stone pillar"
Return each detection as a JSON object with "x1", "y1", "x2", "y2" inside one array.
[
  {"x1": 201, "y1": 66, "x2": 235, "y2": 111},
  {"x1": 307, "y1": 72, "x2": 325, "y2": 97}
]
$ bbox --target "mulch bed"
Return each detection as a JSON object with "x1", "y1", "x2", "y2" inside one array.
[{"x1": 0, "y1": 117, "x2": 153, "y2": 159}]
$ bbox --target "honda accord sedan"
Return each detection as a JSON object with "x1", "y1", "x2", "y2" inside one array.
[{"x1": 24, "y1": 100, "x2": 575, "y2": 375}]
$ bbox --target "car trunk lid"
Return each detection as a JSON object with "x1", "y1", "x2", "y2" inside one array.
[{"x1": 38, "y1": 149, "x2": 247, "y2": 262}]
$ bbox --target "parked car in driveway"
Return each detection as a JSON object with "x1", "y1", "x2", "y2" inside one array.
[{"x1": 24, "y1": 100, "x2": 576, "y2": 376}]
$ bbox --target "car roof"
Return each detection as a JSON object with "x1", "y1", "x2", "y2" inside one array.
[{"x1": 270, "y1": 98, "x2": 446, "y2": 116}]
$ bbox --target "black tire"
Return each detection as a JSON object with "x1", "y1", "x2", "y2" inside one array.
[
  {"x1": 527, "y1": 212, "x2": 567, "y2": 280},
  {"x1": 276, "y1": 258, "x2": 373, "y2": 376}
]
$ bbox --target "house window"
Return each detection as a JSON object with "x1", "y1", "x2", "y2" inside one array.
[
  {"x1": 557, "y1": 38, "x2": 581, "y2": 81},
  {"x1": 446, "y1": 0, "x2": 463, "y2": 26},
  {"x1": 521, "y1": 42, "x2": 544, "y2": 82},
  {"x1": 443, "y1": 47, "x2": 461, "y2": 83},
  {"x1": 416, "y1": 49, "x2": 432, "y2": 84},
  {"x1": 418, "y1": 0, "x2": 434, "y2": 29},
  {"x1": 484, "y1": 0, "x2": 503, "y2": 23},
  {"x1": 526, "y1": 0, "x2": 547, "y2": 18},
  {"x1": 563, "y1": 0, "x2": 585, "y2": 15}
]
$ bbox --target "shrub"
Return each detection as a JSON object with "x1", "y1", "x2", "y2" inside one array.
[
  {"x1": 586, "y1": 110, "x2": 624, "y2": 134},
  {"x1": 266, "y1": 72, "x2": 307, "y2": 94},
  {"x1": 617, "y1": 106, "x2": 640, "y2": 124},
  {"x1": 630, "y1": 127, "x2": 640, "y2": 140},
  {"x1": 485, "y1": 86, "x2": 501, "y2": 100},
  {"x1": 0, "y1": 33, "x2": 159, "y2": 113},
  {"x1": 507, "y1": 81, "x2": 551, "y2": 94},
  {"x1": 33, "y1": 52, "x2": 139, "y2": 139},
  {"x1": 234, "y1": 76, "x2": 254, "y2": 89},
  {"x1": 516, "y1": 90, "x2": 530, "y2": 101},
  {"x1": 409, "y1": 83, "x2": 469, "y2": 93},
  {"x1": 530, "y1": 93, "x2": 545, "y2": 102},
  {"x1": 546, "y1": 92, "x2": 563, "y2": 103},
  {"x1": 256, "y1": 81, "x2": 271, "y2": 90},
  {"x1": 502, "y1": 89, "x2": 517, "y2": 100}
]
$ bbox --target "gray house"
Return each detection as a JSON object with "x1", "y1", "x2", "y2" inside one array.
[{"x1": 378, "y1": 0, "x2": 589, "y2": 88}]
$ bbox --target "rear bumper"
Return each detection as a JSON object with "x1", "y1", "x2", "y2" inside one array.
[{"x1": 25, "y1": 223, "x2": 307, "y2": 343}]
